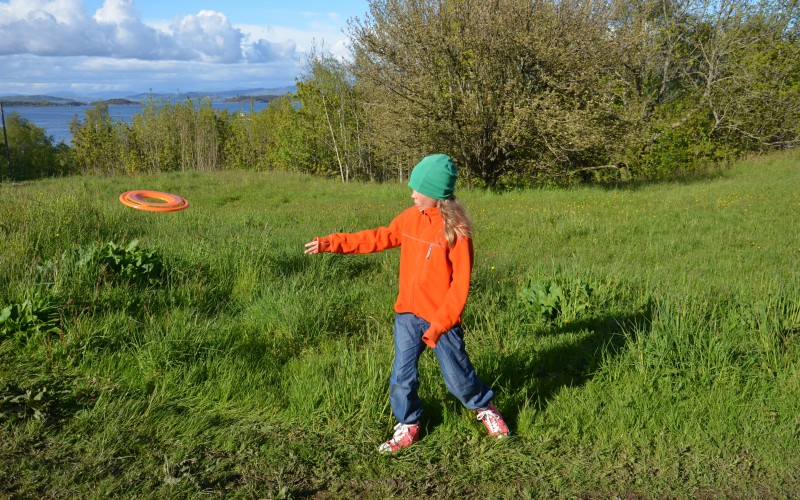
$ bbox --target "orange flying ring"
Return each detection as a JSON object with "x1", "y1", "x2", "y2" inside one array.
[{"x1": 119, "y1": 190, "x2": 189, "y2": 212}]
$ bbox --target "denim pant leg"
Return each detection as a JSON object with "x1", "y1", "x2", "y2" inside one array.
[
  {"x1": 432, "y1": 323, "x2": 495, "y2": 410},
  {"x1": 389, "y1": 313, "x2": 427, "y2": 424}
]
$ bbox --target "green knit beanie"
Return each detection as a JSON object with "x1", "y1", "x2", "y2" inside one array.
[{"x1": 408, "y1": 154, "x2": 458, "y2": 200}]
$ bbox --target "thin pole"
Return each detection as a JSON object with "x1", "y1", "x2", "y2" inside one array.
[{"x1": 0, "y1": 102, "x2": 11, "y2": 181}]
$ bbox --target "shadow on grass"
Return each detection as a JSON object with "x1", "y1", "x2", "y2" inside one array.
[
  {"x1": 410, "y1": 306, "x2": 652, "y2": 433},
  {"x1": 267, "y1": 250, "x2": 383, "y2": 282},
  {"x1": 0, "y1": 375, "x2": 98, "y2": 431},
  {"x1": 605, "y1": 165, "x2": 732, "y2": 191},
  {"x1": 491, "y1": 305, "x2": 653, "y2": 428}
]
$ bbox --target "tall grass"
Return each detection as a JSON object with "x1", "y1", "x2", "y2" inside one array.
[{"x1": 1, "y1": 152, "x2": 799, "y2": 497}]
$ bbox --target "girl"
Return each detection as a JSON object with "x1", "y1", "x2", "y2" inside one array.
[{"x1": 304, "y1": 154, "x2": 508, "y2": 453}]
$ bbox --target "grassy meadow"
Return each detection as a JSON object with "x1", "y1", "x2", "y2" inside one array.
[{"x1": 1, "y1": 151, "x2": 799, "y2": 497}]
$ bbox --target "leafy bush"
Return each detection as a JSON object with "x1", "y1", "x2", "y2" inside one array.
[
  {"x1": 0, "y1": 384, "x2": 67, "y2": 423},
  {"x1": 0, "y1": 297, "x2": 60, "y2": 340},
  {"x1": 79, "y1": 240, "x2": 164, "y2": 285},
  {"x1": 519, "y1": 278, "x2": 594, "y2": 324}
]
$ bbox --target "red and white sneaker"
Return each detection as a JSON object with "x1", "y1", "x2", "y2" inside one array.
[
  {"x1": 477, "y1": 402, "x2": 510, "y2": 438},
  {"x1": 378, "y1": 422, "x2": 421, "y2": 453}
]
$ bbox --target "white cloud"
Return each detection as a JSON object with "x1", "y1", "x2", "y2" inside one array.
[
  {"x1": 171, "y1": 10, "x2": 243, "y2": 63},
  {"x1": 0, "y1": 0, "x2": 303, "y2": 63},
  {"x1": 93, "y1": 0, "x2": 137, "y2": 24},
  {"x1": 245, "y1": 39, "x2": 297, "y2": 64},
  {"x1": 0, "y1": 0, "x2": 97, "y2": 56},
  {"x1": 0, "y1": 0, "x2": 360, "y2": 94},
  {"x1": 0, "y1": 53, "x2": 301, "y2": 94},
  {"x1": 1, "y1": 0, "x2": 88, "y2": 27},
  {"x1": 91, "y1": 0, "x2": 181, "y2": 59},
  {"x1": 240, "y1": 22, "x2": 351, "y2": 62}
]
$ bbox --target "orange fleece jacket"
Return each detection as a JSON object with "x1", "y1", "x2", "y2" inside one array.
[{"x1": 315, "y1": 206, "x2": 473, "y2": 346}]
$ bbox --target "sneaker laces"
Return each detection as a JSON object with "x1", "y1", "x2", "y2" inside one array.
[
  {"x1": 391, "y1": 422, "x2": 414, "y2": 441},
  {"x1": 378, "y1": 422, "x2": 419, "y2": 453},
  {"x1": 477, "y1": 407, "x2": 504, "y2": 435}
]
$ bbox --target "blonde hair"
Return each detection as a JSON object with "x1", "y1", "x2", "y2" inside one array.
[{"x1": 437, "y1": 196, "x2": 472, "y2": 246}]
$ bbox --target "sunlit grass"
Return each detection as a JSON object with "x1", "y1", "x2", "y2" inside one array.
[{"x1": 1, "y1": 151, "x2": 799, "y2": 497}]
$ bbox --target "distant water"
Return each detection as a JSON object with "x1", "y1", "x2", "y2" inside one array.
[{"x1": 4, "y1": 101, "x2": 270, "y2": 145}]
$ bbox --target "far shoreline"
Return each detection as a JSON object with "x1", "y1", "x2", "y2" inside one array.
[{"x1": 2, "y1": 99, "x2": 141, "y2": 107}]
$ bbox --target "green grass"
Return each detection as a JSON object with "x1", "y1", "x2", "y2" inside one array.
[{"x1": 1, "y1": 151, "x2": 799, "y2": 497}]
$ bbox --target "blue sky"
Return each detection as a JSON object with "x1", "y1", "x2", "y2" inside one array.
[{"x1": 0, "y1": 0, "x2": 370, "y2": 97}]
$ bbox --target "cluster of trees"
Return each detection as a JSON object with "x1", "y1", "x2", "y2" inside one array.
[
  {"x1": 66, "y1": 97, "x2": 341, "y2": 177},
  {"x1": 3, "y1": 0, "x2": 798, "y2": 186},
  {"x1": 0, "y1": 112, "x2": 76, "y2": 181},
  {"x1": 347, "y1": 0, "x2": 799, "y2": 186}
]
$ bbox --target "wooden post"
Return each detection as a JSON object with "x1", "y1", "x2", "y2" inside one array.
[{"x1": 0, "y1": 102, "x2": 11, "y2": 181}]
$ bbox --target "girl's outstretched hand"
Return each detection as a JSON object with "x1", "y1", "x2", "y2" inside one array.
[{"x1": 304, "y1": 240, "x2": 320, "y2": 255}]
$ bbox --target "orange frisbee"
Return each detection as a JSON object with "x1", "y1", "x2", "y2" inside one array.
[{"x1": 119, "y1": 190, "x2": 189, "y2": 212}]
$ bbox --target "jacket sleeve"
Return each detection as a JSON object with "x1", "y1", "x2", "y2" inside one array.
[
  {"x1": 315, "y1": 213, "x2": 403, "y2": 254},
  {"x1": 430, "y1": 235, "x2": 474, "y2": 332}
]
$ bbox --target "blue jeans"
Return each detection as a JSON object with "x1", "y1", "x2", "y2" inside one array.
[{"x1": 390, "y1": 313, "x2": 494, "y2": 424}]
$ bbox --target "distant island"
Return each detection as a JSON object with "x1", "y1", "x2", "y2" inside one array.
[
  {"x1": 1, "y1": 95, "x2": 86, "y2": 107},
  {"x1": 223, "y1": 95, "x2": 278, "y2": 104},
  {"x1": 92, "y1": 99, "x2": 140, "y2": 106},
  {"x1": 1, "y1": 87, "x2": 294, "y2": 107},
  {"x1": 1, "y1": 96, "x2": 142, "y2": 107}
]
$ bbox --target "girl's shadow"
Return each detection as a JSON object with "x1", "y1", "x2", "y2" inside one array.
[
  {"x1": 423, "y1": 303, "x2": 653, "y2": 430},
  {"x1": 493, "y1": 304, "x2": 654, "y2": 427}
]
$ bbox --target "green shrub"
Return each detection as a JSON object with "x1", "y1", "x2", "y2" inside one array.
[
  {"x1": 519, "y1": 278, "x2": 594, "y2": 324},
  {"x1": 78, "y1": 240, "x2": 164, "y2": 286},
  {"x1": 0, "y1": 384, "x2": 66, "y2": 423},
  {"x1": 0, "y1": 296, "x2": 60, "y2": 340}
]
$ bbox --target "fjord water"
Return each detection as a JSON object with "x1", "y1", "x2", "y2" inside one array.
[{"x1": 8, "y1": 101, "x2": 271, "y2": 145}]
